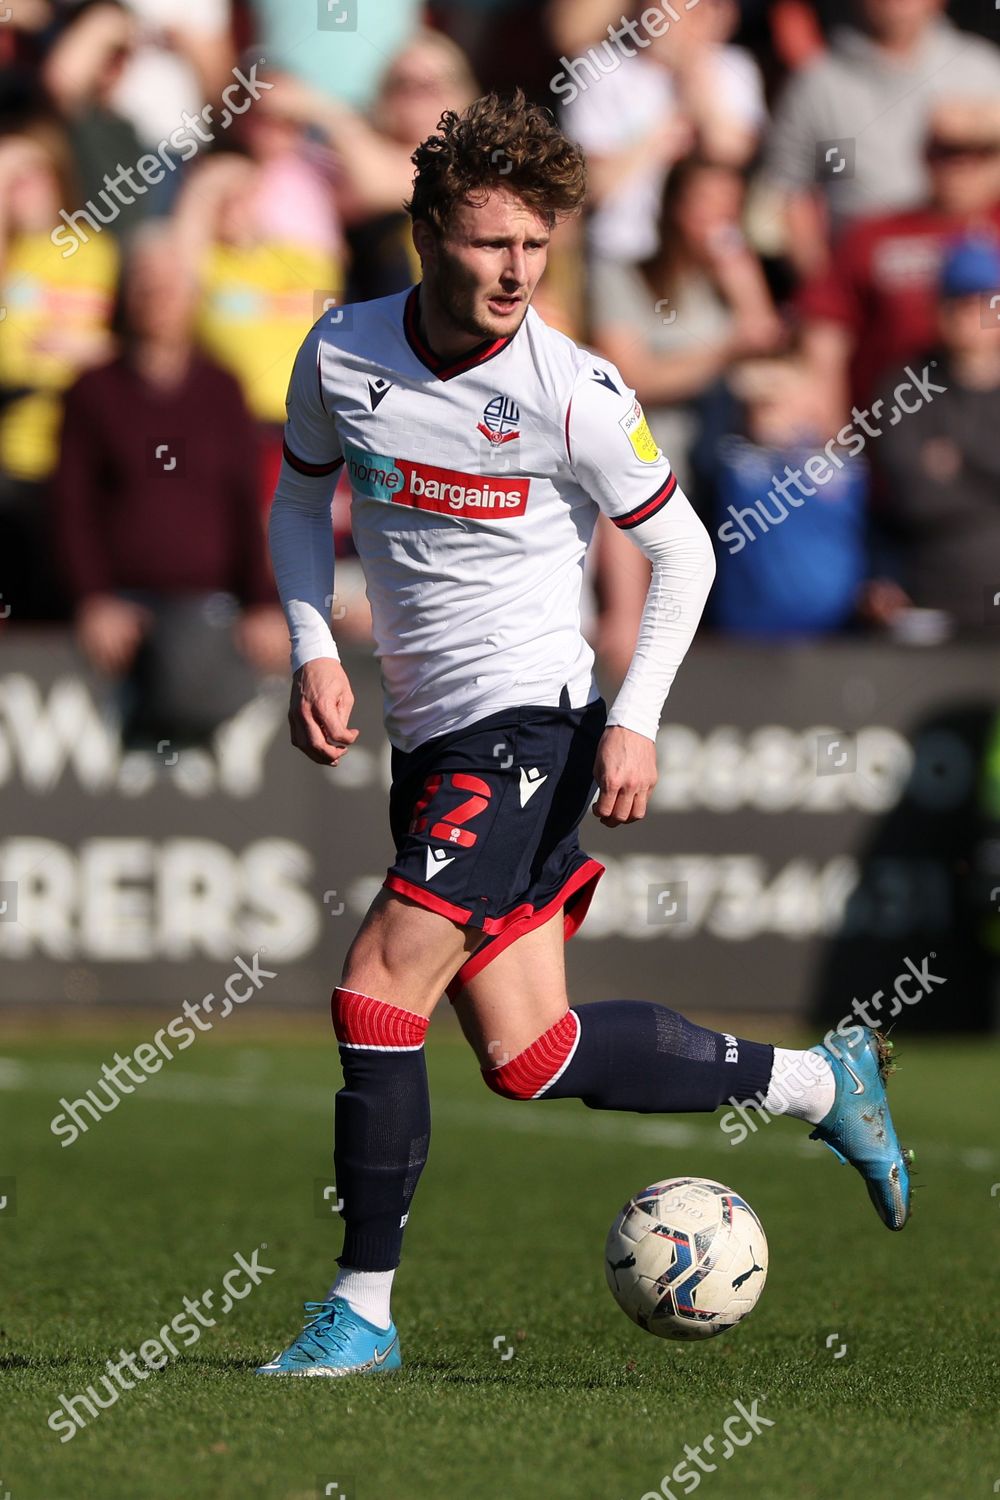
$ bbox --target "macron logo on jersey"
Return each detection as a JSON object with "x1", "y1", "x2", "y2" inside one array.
[
  {"x1": 591, "y1": 368, "x2": 620, "y2": 395},
  {"x1": 344, "y1": 442, "x2": 529, "y2": 519}
]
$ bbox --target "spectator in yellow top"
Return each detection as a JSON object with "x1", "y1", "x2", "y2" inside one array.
[
  {"x1": 0, "y1": 133, "x2": 118, "y2": 619},
  {"x1": 173, "y1": 110, "x2": 344, "y2": 504}
]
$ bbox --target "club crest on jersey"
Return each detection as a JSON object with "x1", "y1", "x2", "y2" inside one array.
[
  {"x1": 477, "y1": 394, "x2": 520, "y2": 446},
  {"x1": 620, "y1": 399, "x2": 661, "y2": 464}
]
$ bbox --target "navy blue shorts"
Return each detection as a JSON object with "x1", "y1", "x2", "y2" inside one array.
[{"x1": 383, "y1": 696, "x2": 608, "y2": 997}]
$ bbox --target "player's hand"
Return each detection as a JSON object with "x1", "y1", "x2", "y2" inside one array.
[
  {"x1": 592, "y1": 725, "x2": 657, "y2": 827},
  {"x1": 288, "y1": 657, "x2": 360, "y2": 767}
]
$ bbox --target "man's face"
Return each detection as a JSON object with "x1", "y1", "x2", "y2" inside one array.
[
  {"x1": 377, "y1": 41, "x2": 474, "y2": 148},
  {"x1": 415, "y1": 188, "x2": 551, "y2": 344},
  {"x1": 938, "y1": 294, "x2": 1000, "y2": 357},
  {"x1": 927, "y1": 138, "x2": 1000, "y2": 215},
  {"x1": 860, "y1": 0, "x2": 942, "y2": 45},
  {"x1": 127, "y1": 243, "x2": 197, "y2": 341}
]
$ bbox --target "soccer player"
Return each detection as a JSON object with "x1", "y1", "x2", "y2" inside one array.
[{"x1": 258, "y1": 92, "x2": 911, "y2": 1378}]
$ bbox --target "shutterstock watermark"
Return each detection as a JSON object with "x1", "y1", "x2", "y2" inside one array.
[
  {"x1": 51, "y1": 61, "x2": 273, "y2": 259},
  {"x1": 717, "y1": 362, "x2": 947, "y2": 556},
  {"x1": 49, "y1": 949, "x2": 276, "y2": 1146},
  {"x1": 46, "y1": 1246, "x2": 275, "y2": 1442},
  {"x1": 720, "y1": 951, "x2": 946, "y2": 1145},
  {"x1": 632, "y1": 1396, "x2": 774, "y2": 1499},
  {"x1": 815, "y1": 139, "x2": 856, "y2": 182},
  {"x1": 551, "y1": 2, "x2": 701, "y2": 105}
]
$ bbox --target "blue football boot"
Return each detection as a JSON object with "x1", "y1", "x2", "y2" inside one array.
[
  {"x1": 808, "y1": 1027, "x2": 914, "y2": 1230},
  {"x1": 255, "y1": 1297, "x2": 401, "y2": 1377}
]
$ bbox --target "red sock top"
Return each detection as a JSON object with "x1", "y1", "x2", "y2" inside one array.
[
  {"x1": 482, "y1": 1010, "x2": 580, "y2": 1099},
  {"x1": 331, "y1": 987, "x2": 430, "y2": 1048}
]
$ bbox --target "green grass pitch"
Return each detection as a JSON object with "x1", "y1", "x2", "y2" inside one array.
[{"x1": 1, "y1": 1020, "x2": 998, "y2": 1500}]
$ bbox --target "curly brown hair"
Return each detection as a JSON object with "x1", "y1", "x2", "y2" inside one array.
[{"x1": 405, "y1": 89, "x2": 588, "y2": 236}]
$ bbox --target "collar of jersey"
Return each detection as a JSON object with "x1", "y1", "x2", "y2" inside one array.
[{"x1": 403, "y1": 284, "x2": 516, "y2": 381}]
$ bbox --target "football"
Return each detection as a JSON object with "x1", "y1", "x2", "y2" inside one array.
[{"x1": 605, "y1": 1176, "x2": 768, "y2": 1341}]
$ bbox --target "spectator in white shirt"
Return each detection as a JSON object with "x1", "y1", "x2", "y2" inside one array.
[
  {"x1": 765, "y1": 0, "x2": 1000, "y2": 279},
  {"x1": 559, "y1": 0, "x2": 766, "y2": 263}
]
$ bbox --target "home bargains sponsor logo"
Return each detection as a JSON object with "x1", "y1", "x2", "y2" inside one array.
[{"x1": 344, "y1": 443, "x2": 529, "y2": 517}]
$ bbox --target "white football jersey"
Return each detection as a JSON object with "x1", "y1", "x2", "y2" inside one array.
[{"x1": 281, "y1": 285, "x2": 683, "y2": 752}]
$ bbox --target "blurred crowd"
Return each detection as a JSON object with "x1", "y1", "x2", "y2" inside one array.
[{"x1": 1, "y1": 0, "x2": 999, "y2": 737}]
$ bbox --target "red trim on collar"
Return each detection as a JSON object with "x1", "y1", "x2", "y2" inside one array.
[{"x1": 403, "y1": 285, "x2": 514, "y2": 381}]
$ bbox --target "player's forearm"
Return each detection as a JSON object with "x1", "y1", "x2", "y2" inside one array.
[
  {"x1": 267, "y1": 458, "x2": 340, "y2": 671},
  {"x1": 605, "y1": 491, "x2": 716, "y2": 742}
]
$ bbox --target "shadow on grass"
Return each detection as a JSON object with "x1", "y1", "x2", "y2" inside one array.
[
  {"x1": 398, "y1": 1358, "x2": 643, "y2": 1391},
  {"x1": 167, "y1": 1355, "x2": 266, "y2": 1373},
  {"x1": 0, "y1": 1353, "x2": 78, "y2": 1371},
  {"x1": 173, "y1": 1354, "x2": 565, "y2": 1387}
]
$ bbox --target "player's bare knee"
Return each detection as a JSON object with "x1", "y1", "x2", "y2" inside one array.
[{"x1": 339, "y1": 892, "x2": 472, "y2": 1014}]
